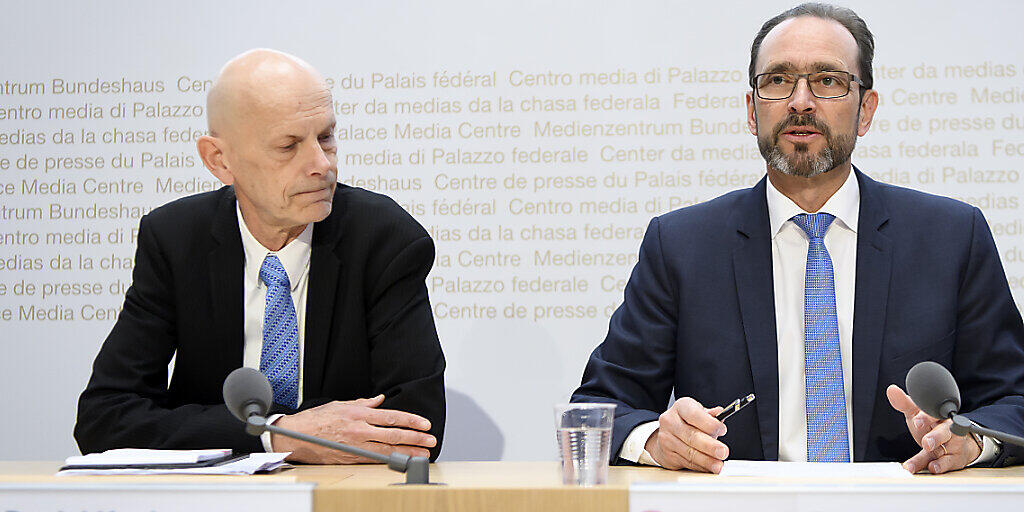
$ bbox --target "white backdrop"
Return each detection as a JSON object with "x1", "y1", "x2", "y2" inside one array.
[{"x1": 1, "y1": 0, "x2": 1022, "y2": 460}]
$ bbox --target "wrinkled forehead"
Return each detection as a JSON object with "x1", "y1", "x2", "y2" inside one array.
[
  {"x1": 755, "y1": 16, "x2": 860, "y2": 75},
  {"x1": 240, "y1": 78, "x2": 334, "y2": 134},
  {"x1": 255, "y1": 82, "x2": 333, "y2": 118}
]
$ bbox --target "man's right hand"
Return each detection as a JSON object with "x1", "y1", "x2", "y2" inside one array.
[
  {"x1": 644, "y1": 397, "x2": 729, "y2": 473},
  {"x1": 271, "y1": 394, "x2": 436, "y2": 464}
]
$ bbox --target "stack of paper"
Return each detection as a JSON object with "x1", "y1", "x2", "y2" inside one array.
[
  {"x1": 65, "y1": 448, "x2": 234, "y2": 467},
  {"x1": 57, "y1": 449, "x2": 290, "y2": 476}
]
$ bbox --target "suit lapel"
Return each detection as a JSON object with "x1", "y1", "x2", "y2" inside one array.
[
  {"x1": 851, "y1": 168, "x2": 892, "y2": 461},
  {"x1": 732, "y1": 177, "x2": 780, "y2": 460},
  {"x1": 208, "y1": 188, "x2": 246, "y2": 374},
  {"x1": 302, "y1": 191, "x2": 345, "y2": 399}
]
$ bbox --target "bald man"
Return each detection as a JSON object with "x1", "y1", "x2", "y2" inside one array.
[{"x1": 74, "y1": 50, "x2": 445, "y2": 463}]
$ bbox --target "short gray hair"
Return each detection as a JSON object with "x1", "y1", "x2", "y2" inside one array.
[{"x1": 748, "y1": 3, "x2": 875, "y2": 92}]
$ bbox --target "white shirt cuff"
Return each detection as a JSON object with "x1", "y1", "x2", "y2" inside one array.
[
  {"x1": 260, "y1": 413, "x2": 285, "y2": 452},
  {"x1": 619, "y1": 421, "x2": 662, "y2": 466},
  {"x1": 968, "y1": 434, "x2": 1001, "y2": 466}
]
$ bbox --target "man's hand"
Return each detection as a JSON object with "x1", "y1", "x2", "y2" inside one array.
[
  {"x1": 271, "y1": 394, "x2": 436, "y2": 464},
  {"x1": 644, "y1": 397, "x2": 729, "y2": 473},
  {"x1": 886, "y1": 384, "x2": 981, "y2": 474}
]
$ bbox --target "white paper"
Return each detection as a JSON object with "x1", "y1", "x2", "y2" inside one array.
[
  {"x1": 56, "y1": 452, "x2": 290, "y2": 476},
  {"x1": 716, "y1": 460, "x2": 913, "y2": 478},
  {"x1": 64, "y1": 448, "x2": 233, "y2": 466}
]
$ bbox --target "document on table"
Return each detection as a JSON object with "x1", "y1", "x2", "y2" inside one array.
[
  {"x1": 64, "y1": 448, "x2": 234, "y2": 467},
  {"x1": 56, "y1": 449, "x2": 290, "y2": 476},
  {"x1": 716, "y1": 460, "x2": 913, "y2": 478}
]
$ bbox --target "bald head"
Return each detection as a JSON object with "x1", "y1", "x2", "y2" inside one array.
[
  {"x1": 196, "y1": 49, "x2": 338, "y2": 249},
  {"x1": 206, "y1": 49, "x2": 330, "y2": 138}
]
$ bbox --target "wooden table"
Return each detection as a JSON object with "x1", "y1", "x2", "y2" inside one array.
[{"x1": 4, "y1": 461, "x2": 1024, "y2": 512}]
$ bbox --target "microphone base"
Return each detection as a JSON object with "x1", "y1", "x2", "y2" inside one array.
[{"x1": 389, "y1": 456, "x2": 444, "y2": 486}]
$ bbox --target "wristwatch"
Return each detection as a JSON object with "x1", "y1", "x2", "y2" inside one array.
[{"x1": 970, "y1": 431, "x2": 985, "y2": 453}]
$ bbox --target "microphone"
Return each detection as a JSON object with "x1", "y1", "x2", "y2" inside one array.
[
  {"x1": 905, "y1": 361, "x2": 960, "y2": 420},
  {"x1": 222, "y1": 368, "x2": 437, "y2": 484},
  {"x1": 223, "y1": 367, "x2": 274, "y2": 435},
  {"x1": 905, "y1": 361, "x2": 1024, "y2": 448}
]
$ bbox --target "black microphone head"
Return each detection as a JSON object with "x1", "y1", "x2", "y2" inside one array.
[
  {"x1": 222, "y1": 367, "x2": 273, "y2": 422},
  {"x1": 906, "y1": 361, "x2": 961, "y2": 419}
]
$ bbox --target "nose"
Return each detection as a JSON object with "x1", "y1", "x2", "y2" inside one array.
[
  {"x1": 305, "y1": 139, "x2": 334, "y2": 177},
  {"x1": 787, "y1": 77, "x2": 816, "y2": 115}
]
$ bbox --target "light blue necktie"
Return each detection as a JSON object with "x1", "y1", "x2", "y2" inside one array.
[
  {"x1": 259, "y1": 254, "x2": 299, "y2": 409},
  {"x1": 792, "y1": 213, "x2": 850, "y2": 463}
]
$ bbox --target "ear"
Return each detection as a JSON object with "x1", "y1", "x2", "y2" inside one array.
[
  {"x1": 197, "y1": 135, "x2": 233, "y2": 185},
  {"x1": 856, "y1": 89, "x2": 879, "y2": 136},
  {"x1": 745, "y1": 91, "x2": 758, "y2": 136}
]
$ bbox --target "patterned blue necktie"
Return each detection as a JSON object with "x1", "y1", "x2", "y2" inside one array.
[
  {"x1": 792, "y1": 213, "x2": 849, "y2": 463},
  {"x1": 259, "y1": 254, "x2": 299, "y2": 409}
]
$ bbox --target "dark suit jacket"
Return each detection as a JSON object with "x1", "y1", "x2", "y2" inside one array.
[
  {"x1": 572, "y1": 168, "x2": 1024, "y2": 467},
  {"x1": 75, "y1": 184, "x2": 446, "y2": 460}
]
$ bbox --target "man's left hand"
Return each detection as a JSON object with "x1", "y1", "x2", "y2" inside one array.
[{"x1": 886, "y1": 384, "x2": 981, "y2": 474}]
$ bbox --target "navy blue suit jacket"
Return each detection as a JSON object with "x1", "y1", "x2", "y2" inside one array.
[{"x1": 572, "y1": 169, "x2": 1024, "y2": 467}]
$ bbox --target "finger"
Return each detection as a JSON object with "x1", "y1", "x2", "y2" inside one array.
[
  {"x1": 658, "y1": 416, "x2": 728, "y2": 463},
  {"x1": 680, "y1": 421, "x2": 730, "y2": 461},
  {"x1": 885, "y1": 385, "x2": 919, "y2": 417},
  {"x1": 645, "y1": 430, "x2": 686, "y2": 471},
  {"x1": 657, "y1": 407, "x2": 728, "y2": 469},
  {"x1": 655, "y1": 410, "x2": 694, "y2": 471},
  {"x1": 650, "y1": 442, "x2": 695, "y2": 472},
  {"x1": 903, "y1": 448, "x2": 936, "y2": 474},
  {"x1": 705, "y1": 406, "x2": 727, "y2": 433},
  {"x1": 391, "y1": 445, "x2": 432, "y2": 459},
  {"x1": 366, "y1": 425, "x2": 437, "y2": 448},
  {"x1": 927, "y1": 451, "x2": 962, "y2": 474},
  {"x1": 366, "y1": 441, "x2": 431, "y2": 460},
  {"x1": 658, "y1": 429, "x2": 724, "y2": 473},
  {"x1": 657, "y1": 408, "x2": 728, "y2": 461},
  {"x1": 348, "y1": 394, "x2": 386, "y2": 408},
  {"x1": 911, "y1": 410, "x2": 941, "y2": 432},
  {"x1": 920, "y1": 423, "x2": 953, "y2": 452},
  {"x1": 675, "y1": 397, "x2": 727, "y2": 437},
  {"x1": 904, "y1": 411, "x2": 942, "y2": 448},
  {"x1": 363, "y1": 408, "x2": 432, "y2": 431}
]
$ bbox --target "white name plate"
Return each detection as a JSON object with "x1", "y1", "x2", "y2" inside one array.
[
  {"x1": 0, "y1": 481, "x2": 313, "y2": 512},
  {"x1": 630, "y1": 481, "x2": 1024, "y2": 512}
]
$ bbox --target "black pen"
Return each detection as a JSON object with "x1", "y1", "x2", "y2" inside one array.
[{"x1": 715, "y1": 393, "x2": 755, "y2": 422}]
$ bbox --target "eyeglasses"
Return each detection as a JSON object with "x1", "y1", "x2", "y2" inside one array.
[{"x1": 752, "y1": 71, "x2": 865, "y2": 100}]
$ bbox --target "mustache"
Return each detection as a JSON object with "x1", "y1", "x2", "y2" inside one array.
[{"x1": 771, "y1": 114, "x2": 832, "y2": 141}]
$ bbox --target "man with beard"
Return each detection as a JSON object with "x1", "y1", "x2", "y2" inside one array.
[
  {"x1": 75, "y1": 49, "x2": 445, "y2": 463},
  {"x1": 572, "y1": 3, "x2": 1024, "y2": 474}
]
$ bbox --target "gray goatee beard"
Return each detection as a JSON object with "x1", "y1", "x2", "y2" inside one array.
[
  {"x1": 756, "y1": 113, "x2": 856, "y2": 178},
  {"x1": 761, "y1": 142, "x2": 836, "y2": 178}
]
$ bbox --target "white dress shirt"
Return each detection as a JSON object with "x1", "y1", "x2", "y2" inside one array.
[
  {"x1": 237, "y1": 205, "x2": 313, "y2": 452},
  {"x1": 620, "y1": 170, "x2": 996, "y2": 465},
  {"x1": 770, "y1": 169, "x2": 858, "y2": 462}
]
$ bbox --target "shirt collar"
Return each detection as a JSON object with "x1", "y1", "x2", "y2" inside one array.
[
  {"x1": 236, "y1": 205, "x2": 312, "y2": 292},
  {"x1": 766, "y1": 168, "x2": 860, "y2": 239}
]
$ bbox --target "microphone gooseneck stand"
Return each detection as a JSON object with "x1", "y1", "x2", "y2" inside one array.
[
  {"x1": 245, "y1": 414, "x2": 432, "y2": 485},
  {"x1": 949, "y1": 414, "x2": 1024, "y2": 448},
  {"x1": 224, "y1": 368, "x2": 439, "y2": 485}
]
